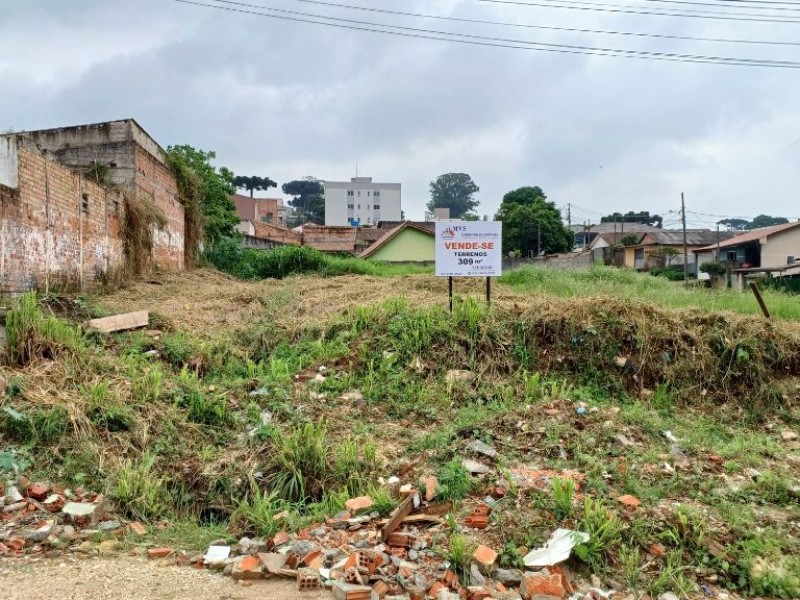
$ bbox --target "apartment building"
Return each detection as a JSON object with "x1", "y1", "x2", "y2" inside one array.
[{"x1": 324, "y1": 177, "x2": 401, "y2": 226}]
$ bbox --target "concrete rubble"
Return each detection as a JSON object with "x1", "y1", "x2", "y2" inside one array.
[{"x1": 0, "y1": 473, "x2": 688, "y2": 600}]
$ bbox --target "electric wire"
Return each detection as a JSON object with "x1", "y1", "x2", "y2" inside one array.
[
  {"x1": 284, "y1": 0, "x2": 800, "y2": 46},
  {"x1": 173, "y1": 0, "x2": 800, "y2": 68},
  {"x1": 478, "y1": 0, "x2": 800, "y2": 23}
]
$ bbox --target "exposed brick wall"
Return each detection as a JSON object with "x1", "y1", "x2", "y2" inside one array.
[
  {"x1": 0, "y1": 137, "x2": 125, "y2": 293},
  {"x1": 133, "y1": 145, "x2": 184, "y2": 269},
  {"x1": 252, "y1": 221, "x2": 301, "y2": 245},
  {"x1": 20, "y1": 119, "x2": 185, "y2": 271}
]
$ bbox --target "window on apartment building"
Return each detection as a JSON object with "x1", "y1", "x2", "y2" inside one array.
[
  {"x1": 347, "y1": 190, "x2": 354, "y2": 197},
  {"x1": 81, "y1": 193, "x2": 89, "y2": 215},
  {"x1": 374, "y1": 205, "x2": 380, "y2": 210},
  {"x1": 374, "y1": 190, "x2": 380, "y2": 198},
  {"x1": 347, "y1": 204, "x2": 354, "y2": 210},
  {"x1": 367, "y1": 191, "x2": 371, "y2": 197},
  {"x1": 357, "y1": 191, "x2": 361, "y2": 197}
]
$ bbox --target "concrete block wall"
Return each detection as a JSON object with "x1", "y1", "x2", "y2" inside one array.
[{"x1": 0, "y1": 137, "x2": 125, "y2": 293}]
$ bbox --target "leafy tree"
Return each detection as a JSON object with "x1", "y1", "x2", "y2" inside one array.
[
  {"x1": 494, "y1": 186, "x2": 573, "y2": 256},
  {"x1": 620, "y1": 234, "x2": 641, "y2": 247},
  {"x1": 427, "y1": 173, "x2": 480, "y2": 219},
  {"x1": 234, "y1": 175, "x2": 277, "y2": 198},
  {"x1": 717, "y1": 218, "x2": 750, "y2": 231},
  {"x1": 282, "y1": 177, "x2": 325, "y2": 225},
  {"x1": 717, "y1": 215, "x2": 789, "y2": 231},
  {"x1": 166, "y1": 145, "x2": 240, "y2": 247},
  {"x1": 749, "y1": 214, "x2": 789, "y2": 229},
  {"x1": 600, "y1": 211, "x2": 663, "y2": 228}
]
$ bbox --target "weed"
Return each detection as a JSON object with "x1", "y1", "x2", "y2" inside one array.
[
  {"x1": 268, "y1": 422, "x2": 329, "y2": 501},
  {"x1": 112, "y1": 454, "x2": 167, "y2": 522},
  {"x1": 232, "y1": 488, "x2": 298, "y2": 537},
  {"x1": 160, "y1": 332, "x2": 197, "y2": 368},
  {"x1": 619, "y1": 545, "x2": 643, "y2": 593},
  {"x1": 498, "y1": 541, "x2": 525, "y2": 569},
  {"x1": 435, "y1": 460, "x2": 473, "y2": 501},
  {"x1": 2, "y1": 405, "x2": 70, "y2": 444},
  {"x1": 333, "y1": 438, "x2": 379, "y2": 496},
  {"x1": 551, "y1": 477, "x2": 575, "y2": 519},
  {"x1": 446, "y1": 532, "x2": 476, "y2": 585},
  {"x1": 366, "y1": 485, "x2": 399, "y2": 517},
  {"x1": 574, "y1": 497, "x2": 623, "y2": 567},
  {"x1": 4, "y1": 292, "x2": 82, "y2": 366},
  {"x1": 132, "y1": 366, "x2": 164, "y2": 402},
  {"x1": 647, "y1": 549, "x2": 695, "y2": 598}
]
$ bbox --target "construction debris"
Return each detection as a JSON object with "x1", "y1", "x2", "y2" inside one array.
[
  {"x1": 86, "y1": 311, "x2": 149, "y2": 333},
  {"x1": 523, "y1": 529, "x2": 591, "y2": 568}
]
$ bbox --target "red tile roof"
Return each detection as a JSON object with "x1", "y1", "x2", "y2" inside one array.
[{"x1": 694, "y1": 221, "x2": 800, "y2": 252}]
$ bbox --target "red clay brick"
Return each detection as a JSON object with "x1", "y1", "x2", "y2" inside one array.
[{"x1": 147, "y1": 547, "x2": 174, "y2": 559}]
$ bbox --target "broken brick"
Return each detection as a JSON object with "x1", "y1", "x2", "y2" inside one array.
[
  {"x1": 27, "y1": 483, "x2": 49, "y2": 502},
  {"x1": 387, "y1": 532, "x2": 414, "y2": 548},
  {"x1": 272, "y1": 530, "x2": 290, "y2": 546},
  {"x1": 297, "y1": 567, "x2": 321, "y2": 591},
  {"x1": 428, "y1": 582, "x2": 446, "y2": 597},
  {"x1": 128, "y1": 522, "x2": 147, "y2": 536},
  {"x1": 424, "y1": 476, "x2": 438, "y2": 502},
  {"x1": 372, "y1": 580, "x2": 389, "y2": 599},
  {"x1": 520, "y1": 572, "x2": 565, "y2": 600},
  {"x1": 345, "y1": 496, "x2": 374, "y2": 515},
  {"x1": 616, "y1": 494, "x2": 642, "y2": 508},
  {"x1": 302, "y1": 549, "x2": 323, "y2": 566},
  {"x1": 147, "y1": 547, "x2": 174, "y2": 559},
  {"x1": 473, "y1": 545, "x2": 497, "y2": 568}
]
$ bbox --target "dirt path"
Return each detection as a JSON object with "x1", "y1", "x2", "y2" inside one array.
[{"x1": 0, "y1": 556, "x2": 330, "y2": 600}]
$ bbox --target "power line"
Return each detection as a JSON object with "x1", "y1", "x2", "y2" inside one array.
[
  {"x1": 618, "y1": 0, "x2": 800, "y2": 10},
  {"x1": 175, "y1": 0, "x2": 800, "y2": 68},
  {"x1": 285, "y1": 0, "x2": 800, "y2": 46},
  {"x1": 478, "y1": 0, "x2": 800, "y2": 23}
]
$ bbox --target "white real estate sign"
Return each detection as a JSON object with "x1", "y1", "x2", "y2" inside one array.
[{"x1": 435, "y1": 221, "x2": 503, "y2": 277}]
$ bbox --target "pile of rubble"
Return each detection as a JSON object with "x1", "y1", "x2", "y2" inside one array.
[
  {"x1": 0, "y1": 473, "x2": 609, "y2": 600},
  {"x1": 155, "y1": 490, "x2": 608, "y2": 600},
  {"x1": 0, "y1": 477, "x2": 131, "y2": 556}
]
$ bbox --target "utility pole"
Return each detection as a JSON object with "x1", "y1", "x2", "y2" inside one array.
[
  {"x1": 681, "y1": 192, "x2": 689, "y2": 285},
  {"x1": 716, "y1": 224, "x2": 720, "y2": 261},
  {"x1": 567, "y1": 203, "x2": 571, "y2": 229}
]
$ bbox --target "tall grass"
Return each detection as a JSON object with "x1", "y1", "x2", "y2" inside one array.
[
  {"x1": 501, "y1": 265, "x2": 800, "y2": 321},
  {"x1": 205, "y1": 238, "x2": 430, "y2": 280},
  {"x1": 4, "y1": 292, "x2": 83, "y2": 366}
]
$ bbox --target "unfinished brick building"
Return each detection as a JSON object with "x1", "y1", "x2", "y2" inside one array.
[{"x1": 0, "y1": 120, "x2": 185, "y2": 293}]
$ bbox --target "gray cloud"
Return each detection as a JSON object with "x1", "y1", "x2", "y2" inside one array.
[{"x1": 2, "y1": 0, "x2": 799, "y2": 221}]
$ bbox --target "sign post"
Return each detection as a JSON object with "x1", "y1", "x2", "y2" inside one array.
[{"x1": 435, "y1": 222, "x2": 502, "y2": 313}]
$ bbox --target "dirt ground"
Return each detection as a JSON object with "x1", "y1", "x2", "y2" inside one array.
[{"x1": 0, "y1": 556, "x2": 330, "y2": 600}]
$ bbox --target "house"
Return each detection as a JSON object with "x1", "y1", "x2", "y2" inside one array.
[
  {"x1": 572, "y1": 222, "x2": 662, "y2": 249},
  {"x1": 324, "y1": 177, "x2": 402, "y2": 226},
  {"x1": 359, "y1": 222, "x2": 435, "y2": 263},
  {"x1": 0, "y1": 119, "x2": 183, "y2": 293},
  {"x1": 232, "y1": 194, "x2": 286, "y2": 227},
  {"x1": 694, "y1": 222, "x2": 800, "y2": 290},
  {"x1": 627, "y1": 230, "x2": 734, "y2": 273}
]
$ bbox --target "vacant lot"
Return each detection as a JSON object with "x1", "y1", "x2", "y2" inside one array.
[{"x1": 1, "y1": 266, "x2": 799, "y2": 598}]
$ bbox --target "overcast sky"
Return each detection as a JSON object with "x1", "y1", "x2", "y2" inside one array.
[{"x1": 2, "y1": 0, "x2": 799, "y2": 226}]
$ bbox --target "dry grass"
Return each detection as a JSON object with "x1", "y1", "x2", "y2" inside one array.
[{"x1": 99, "y1": 269, "x2": 525, "y2": 336}]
